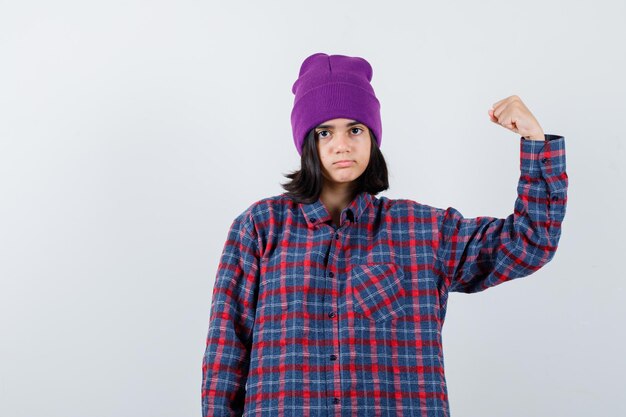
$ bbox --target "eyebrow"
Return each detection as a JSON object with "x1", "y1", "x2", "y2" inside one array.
[{"x1": 315, "y1": 121, "x2": 363, "y2": 129}]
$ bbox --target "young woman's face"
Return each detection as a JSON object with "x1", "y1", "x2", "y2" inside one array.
[{"x1": 314, "y1": 118, "x2": 371, "y2": 187}]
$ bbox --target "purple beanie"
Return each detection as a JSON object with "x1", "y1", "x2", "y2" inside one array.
[{"x1": 290, "y1": 52, "x2": 382, "y2": 156}]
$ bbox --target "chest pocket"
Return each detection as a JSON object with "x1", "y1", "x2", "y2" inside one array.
[{"x1": 349, "y1": 263, "x2": 408, "y2": 322}]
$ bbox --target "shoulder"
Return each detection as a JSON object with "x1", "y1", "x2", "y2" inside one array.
[
  {"x1": 374, "y1": 196, "x2": 462, "y2": 234},
  {"x1": 233, "y1": 192, "x2": 295, "y2": 227},
  {"x1": 375, "y1": 195, "x2": 442, "y2": 218}
]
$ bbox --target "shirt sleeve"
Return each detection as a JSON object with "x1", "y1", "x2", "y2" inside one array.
[
  {"x1": 435, "y1": 134, "x2": 568, "y2": 293},
  {"x1": 201, "y1": 208, "x2": 260, "y2": 416}
]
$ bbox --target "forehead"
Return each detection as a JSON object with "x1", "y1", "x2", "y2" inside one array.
[{"x1": 315, "y1": 118, "x2": 365, "y2": 128}]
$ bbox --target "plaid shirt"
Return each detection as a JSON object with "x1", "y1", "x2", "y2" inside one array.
[{"x1": 202, "y1": 135, "x2": 568, "y2": 417}]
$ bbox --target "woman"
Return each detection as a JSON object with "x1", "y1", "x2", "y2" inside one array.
[{"x1": 201, "y1": 52, "x2": 568, "y2": 417}]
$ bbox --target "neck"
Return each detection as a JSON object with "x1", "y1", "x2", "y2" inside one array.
[{"x1": 319, "y1": 181, "x2": 357, "y2": 222}]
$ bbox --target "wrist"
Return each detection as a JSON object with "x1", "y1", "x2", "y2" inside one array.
[{"x1": 524, "y1": 132, "x2": 545, "y2": 141}]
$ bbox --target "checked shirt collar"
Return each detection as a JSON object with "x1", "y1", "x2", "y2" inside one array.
[{"x1": 299, "y1": 189, "x2": 374, "y2": 228}]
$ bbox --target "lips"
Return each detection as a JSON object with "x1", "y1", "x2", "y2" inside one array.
[{"x1": 334, "y1": 160, "x2": 355, "y2": 167}]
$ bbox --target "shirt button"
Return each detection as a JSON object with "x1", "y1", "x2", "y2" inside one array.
[
  {"x1": 330, "y1": 354, "x2": 337, "y2": 361},
  {"x1": 333, "y1": 397, "x2": 340, "y2": 404},
  {"x1": 328, "y1": 271, "x2": 334, "y2": 278},
  {"x1": 541, "y1": 157, "x2": 548, "y2": 164},
  {"x1": 328, "y1": 311, "x2": 336, "y2": 318},
  {"x1": 551, "y1": 194, "x2": 559, "y2": 201},
  {"x1": 310, "y1": 217, "x2": 316, "y2": 223},
  {"x1": 335, "y1": 233, "x2": 339, "y2": 239}
]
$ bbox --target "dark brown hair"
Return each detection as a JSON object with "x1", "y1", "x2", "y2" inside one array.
[{"x1": 280, "y1": 127, "x2": 389, "y2": 204}]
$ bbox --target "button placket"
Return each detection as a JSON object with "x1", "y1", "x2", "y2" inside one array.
[{"x1": 323, "y1": 219, "x2": 348, "y2": 409}]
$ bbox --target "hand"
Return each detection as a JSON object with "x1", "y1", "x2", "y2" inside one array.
[{"x1": 488, "y1": 95, "x2": 545, "y2": 141}]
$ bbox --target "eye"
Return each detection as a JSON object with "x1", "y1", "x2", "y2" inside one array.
[
  {"x1": 351, "y1": 127, "x2": 364, "y2": 135},
  {"x1": 316, "y1": 130, "x2": 330, "y2": 139}
]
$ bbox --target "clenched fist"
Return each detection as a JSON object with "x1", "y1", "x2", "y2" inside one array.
[{"x1": 488, "y1": 95, "x2": 545, "y2": 141}]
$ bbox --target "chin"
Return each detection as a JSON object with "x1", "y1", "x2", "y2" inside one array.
[{"x1": 332, "y1": 177, "x2": 357, "y2": 184}]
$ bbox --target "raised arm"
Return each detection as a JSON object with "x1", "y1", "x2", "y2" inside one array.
[{"x1": 435, "y1": 96, "x2": 568, "y2": 293}]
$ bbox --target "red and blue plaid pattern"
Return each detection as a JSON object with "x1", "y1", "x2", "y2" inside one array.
[{"x1": 202, "y1": 135, "x2": 568, "y2": 416}]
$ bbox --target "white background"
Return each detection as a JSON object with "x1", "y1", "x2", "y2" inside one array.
[{"x1": 1, "y1": 1, "x2": 624, "y2": 416}]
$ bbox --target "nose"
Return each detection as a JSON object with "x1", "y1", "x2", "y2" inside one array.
[{"x1": 333, "y1": 132, "x2": 351, "y2": 150}]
